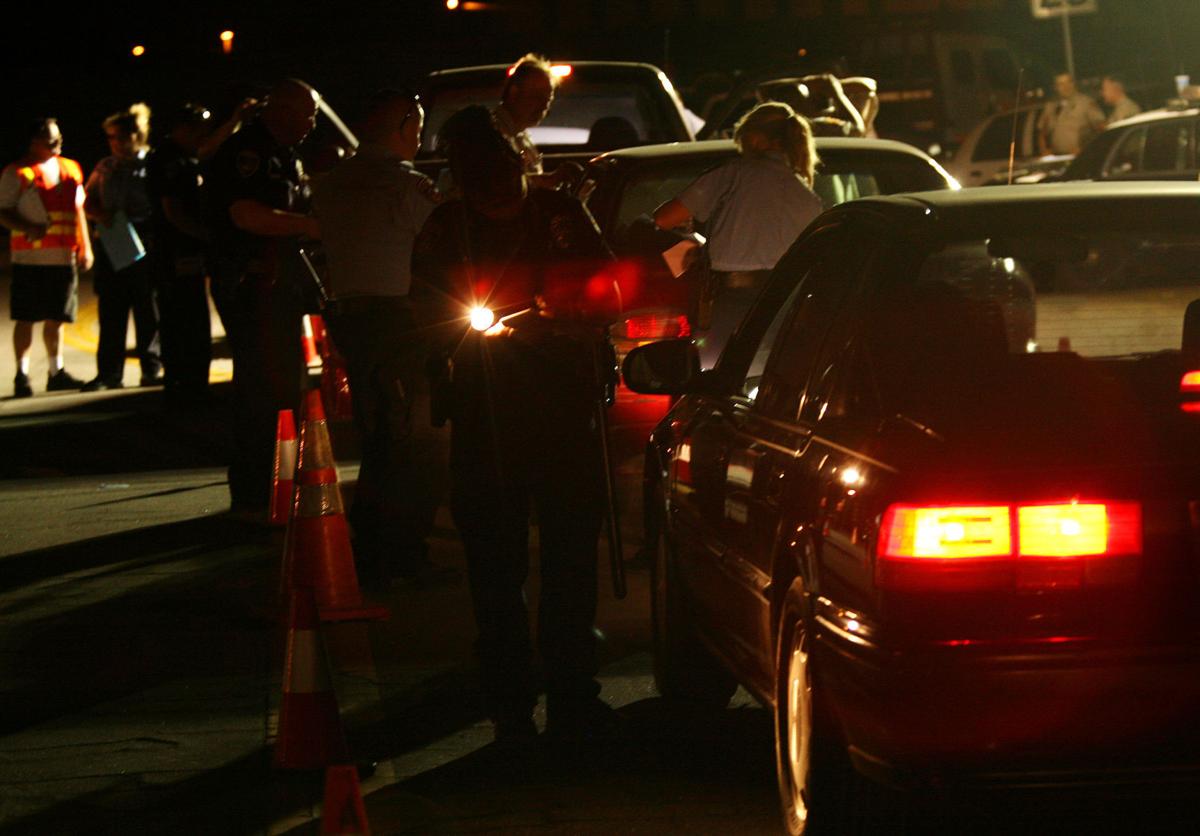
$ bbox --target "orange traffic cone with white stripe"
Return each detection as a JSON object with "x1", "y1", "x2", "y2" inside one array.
[
  {"x1": 288, "y1": 389, "x2": 388, "y2": 623},
  {"x1": 270, "y1": 409, "x2": 298, "y2": 527},
  {"x1": 274, "y1": 587, "x2": 349, "y2": 770},
  {"x1": 320, "y1": 765, "x2": 371, "y2": 835}
]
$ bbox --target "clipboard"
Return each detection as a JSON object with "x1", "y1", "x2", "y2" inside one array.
[{"x1": 98, "y1": 211, "x2": 146, "y2": 272}]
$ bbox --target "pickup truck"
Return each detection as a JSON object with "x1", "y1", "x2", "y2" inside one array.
[{"x1": 416, "y1": 60, "x2": 694, "y2": 177}]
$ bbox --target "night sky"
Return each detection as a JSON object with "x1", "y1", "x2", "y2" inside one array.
[{"x1": 4, "y1": 0, "x2": 1199, "y2": 170}]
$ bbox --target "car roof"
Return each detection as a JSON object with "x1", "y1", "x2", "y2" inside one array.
[
  {"x1": 1105, "y1": 105, "x2": 1200, "y2": 130},
  {"x1": 428, "y1": 61, "x2": 666, "y2": 78},
  {"x1": 591, "y1": 137, "x2": 937, "y2": 162},
  {"x1": 841, "y1": 181, "x2": 1200, "y2": 233}
]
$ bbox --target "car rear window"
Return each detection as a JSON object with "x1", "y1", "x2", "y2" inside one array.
[
  {"x1": 867, "y1": 229, "x2": 1200, "y2": 425},
  {"x1": 422, "y1": 78, "x2": 678, "y2": 154}
]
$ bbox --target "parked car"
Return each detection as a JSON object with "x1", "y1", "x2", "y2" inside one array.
[
  {"x1": 945, "y1": 102, "x2": 1073, "y2": 187},
  {"x1": 416, "y1": 60, "x2": 694, "y2": 179},
  {"x1": 583, "y1": 137, "x2": 958, "y2": 450},
  {"x1": 1062, "y1": 103, "x2": 1200, "y2": 182},
  {"x1": 624, "y1": 182, "x2": 1200, "y2": 833}
]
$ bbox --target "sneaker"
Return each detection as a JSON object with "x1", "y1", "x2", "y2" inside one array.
[
  {"x1": 13, "y1": 372, "x2": 33, "y2": 398},
  {"x1": 81, "y1": 376, "x2": 124, "y2": 392},
  {"x1": 140, "y1": 372, "x2": 164, "y2": 387},
  {"x1": 46, "y1": 368, "x2": 84, "y2": 391}
]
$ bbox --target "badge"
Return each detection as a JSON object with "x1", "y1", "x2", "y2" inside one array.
[{"x1": 236, "y1": 150, "x2": 261, "y2": 178}]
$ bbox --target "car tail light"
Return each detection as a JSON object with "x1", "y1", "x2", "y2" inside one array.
[
  {"x1": 621, "y1": 314, "x2": 690, "y2": 340},
  {"x1": 880, "y1": 505, "x2": 1011, "y2": 559},
  {"x1": 1182, "y1": 371, "x2": 1200, "y2": 413},
  {"x1": 876, "y1": 501, "x2": 1142, "y2": 591}
]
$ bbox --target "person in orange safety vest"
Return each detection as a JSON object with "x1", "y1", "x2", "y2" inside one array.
[{"x1": 0, "y1": 117, "x2": 94, "y2": 397}]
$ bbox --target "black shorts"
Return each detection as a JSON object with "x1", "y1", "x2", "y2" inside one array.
[{"x1": 9, "y1": 263, "x2": 79, "y2": 323}]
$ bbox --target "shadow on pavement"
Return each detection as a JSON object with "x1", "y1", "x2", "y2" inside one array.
[
  {"x1": 0, "y1": 514, "x2": 266, "y2": 596},
  {"x1": 0, "y1": 516, "x2": 274, "y2": 737},
  {"x1": 0, "y1": 387, "x2": 234, "y2": 479}
]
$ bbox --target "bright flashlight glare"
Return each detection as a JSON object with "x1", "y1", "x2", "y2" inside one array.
[
  {"x1": 446, "y1": 0, "x2": 460, "y2": 8},
  {"x1": 469, "y1": 307, "x2": 495, "y2": 331},
  {"x1": 131, "y1": 45, "x2": 146, "y2": 57}
]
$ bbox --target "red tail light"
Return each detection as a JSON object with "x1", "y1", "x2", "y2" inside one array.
[
  {"x1": 1183, "y1": 371, "x2": 1200, "y2": 413},
  {"x1": 877, "y1": 501, "x2": 1142, "y2": 591},
  {"x1": 621, "y1": 314, "x2": 690, "y2": 340}
]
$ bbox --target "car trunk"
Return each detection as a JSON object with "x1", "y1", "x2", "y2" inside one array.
[{"x1": 880, "y1": 352, "x2": 1200, "y2": 647}]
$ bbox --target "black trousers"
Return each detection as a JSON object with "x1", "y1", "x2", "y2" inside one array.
[
  {"x1": 448, "y1": 334, "x2": 605, "y2": 723},
  {"x1": 324, "y1": 298, "x2": 446, "y2": 571},
  {"x1": 156, "y1": 253, "x2": 212, "y2": 395},
  {"x1": 93, "y1": 249, "x2": 160, "y2": 382},
  {"x1": 213, "y1": 269, "x2": 304, "y2": 509}
]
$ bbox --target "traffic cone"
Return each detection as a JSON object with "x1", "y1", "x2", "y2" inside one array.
[
  {"x1": 302, "y1": 315, "x2": 323, "y2": 369},
  {"x1": 320, "y1": 765, "x2": 371, "y2": 835},
  {"x1": 274, "y1": 587, "x2": 349, "y2": 770},
  {"x1": 270, "y1": 410, "x2": 298, "y2": 527},
  {"x1": 290, "y1": 389, "x2": 388, "y2": 623}
]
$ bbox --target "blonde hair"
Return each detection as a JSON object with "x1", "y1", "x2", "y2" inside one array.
[
  {"x1": 503, "y1": 53, "x2": 557, "y2": 97},
  {"x1": 733, "y1": 102, "x2": 818, "y2": 186},
  {"x1": 103, "y1": 102, "x2": 152, "y2": 149}
]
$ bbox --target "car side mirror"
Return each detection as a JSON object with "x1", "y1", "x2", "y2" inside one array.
[{"x1": 622, "y1": 339, "x2": 701, "y2": 395}]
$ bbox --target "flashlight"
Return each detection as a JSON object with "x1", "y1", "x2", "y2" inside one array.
[{"x1": 469, "y1": 306, "x2": 496, "y2": 331}]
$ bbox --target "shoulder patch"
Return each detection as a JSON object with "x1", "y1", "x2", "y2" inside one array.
[{"x1": 236, "y1": 150, "x2": 261, "y2": 179}]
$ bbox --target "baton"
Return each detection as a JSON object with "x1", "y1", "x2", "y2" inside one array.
[{"x1": 592, "y1": 335, "x2": 627, "y2": 599}]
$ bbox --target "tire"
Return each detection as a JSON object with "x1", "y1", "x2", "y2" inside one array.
[
  {"x1": 774, "y1": 581, "x2": 904, "y2": 836},
  {"x1": 650, "y1": 528, "x2": 737, "y2": 706}
]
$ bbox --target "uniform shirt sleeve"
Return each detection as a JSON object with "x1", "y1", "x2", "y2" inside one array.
[
  {"x1": 0, "y1": 166, "x2": 18, "y2": 210},
  {"x1": 678, "y1": 161, "x2": 737, "y2": 224},
  {"x1": 403, "y1": 171, "x2": 442, "y2": 232}
]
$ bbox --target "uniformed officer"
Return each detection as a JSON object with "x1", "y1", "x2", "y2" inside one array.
[
  {"x1": 313, "y1": 89, "x2": 446, "y2": 582},
  {"x1": 655, "y1": 102, "x2": 822, "y2": 368},
  {"x1": 205, "y1": 79, "x2": 321, "y2": 516},
  {"x1": 412, "y1": 106, "x2": 621, "y2": 745},
  {"x1": 1037, "y1": 73, "x2": 1105, "y2": 156},
  {"x1": 149, "y1": 99, "x2": 260, "y2": 407}
]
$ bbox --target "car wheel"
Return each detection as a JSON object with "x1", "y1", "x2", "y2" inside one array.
[
  {"x1": 774, "y1": 581, "x2": 904, "y2": 835},
  {"x1": 650, "y1": 528, "x2": 736, "y2": 706},
  {"x1": 775, "y1": 582, "x2": 822, "y2": 835}
]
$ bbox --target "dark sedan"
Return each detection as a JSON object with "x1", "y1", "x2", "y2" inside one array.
[
  {"x1": 624, "y1": 183, "x2": 1200, "y2": 833},
  {"x1": 584, "y1": 138, "x2": 958, "y2": 449}
]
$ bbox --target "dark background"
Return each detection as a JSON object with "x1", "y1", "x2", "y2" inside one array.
[{"x1": 3, "y1": 0, "x2": 1198, "y2": 171}]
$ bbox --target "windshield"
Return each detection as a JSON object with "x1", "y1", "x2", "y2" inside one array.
[
  {"x1": 422, "y1": 78, "x2": 680, "y2": 154},
  {"x1": 867, "y1": 230, "x2": 1200, "y2": 431}
]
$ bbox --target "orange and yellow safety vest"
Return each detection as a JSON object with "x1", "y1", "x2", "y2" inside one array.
[{"x1": 8, "y1": 156, "x2": 83, "y2": 254}]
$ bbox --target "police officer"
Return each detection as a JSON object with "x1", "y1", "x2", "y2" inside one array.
[
  {"x1": 149, "y1": 99, "x2": 259, "y2": 407},
  {"x1": 205, "y1": 79, "x2": 321, "y2": 516},
  {"x1": 412, "y1": 106, "x2": 621, "y2": 745},
  {"x1": 313, "y1": 89, "x2": 446, "y2": 582}
]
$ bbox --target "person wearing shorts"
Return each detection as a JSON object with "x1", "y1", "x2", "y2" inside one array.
[{"x1": 0, "y1": 118, "x2": 93, "y2": 397}]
